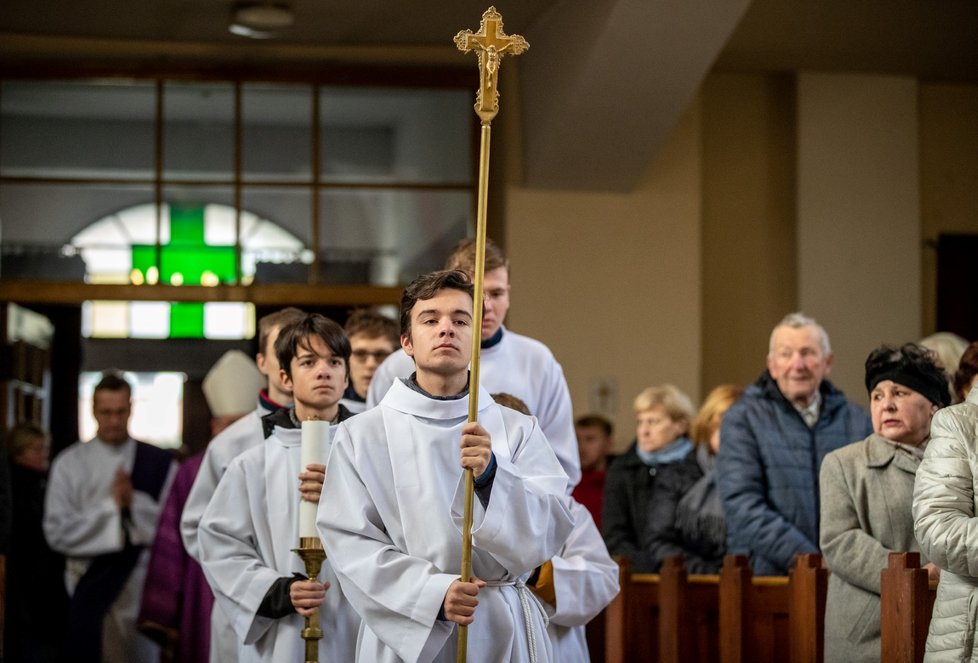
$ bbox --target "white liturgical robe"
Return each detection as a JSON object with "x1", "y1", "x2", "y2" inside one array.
[
  {"x1": 318, "y1": 378, "x2": 575, "y2": 663},
  {"x1": 543, "y1": 498, "x2": 620, "y2": 663},
  {"x1": 365, "y1": 326, "x2": 581, "y2": 491},
  {"x1": 198, "y1": 424, "x2": 359, "y2": 663},
  {"x1": 181, "y1": 405, "x2": 263, "y2": 663},
  {"x1": 43, "y1": 437, "x2": 177, "y2": 663}
]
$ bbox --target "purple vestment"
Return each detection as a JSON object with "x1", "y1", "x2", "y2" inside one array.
[{"x1": 138, "y1": 452, "x2": 212, "y2": 663}]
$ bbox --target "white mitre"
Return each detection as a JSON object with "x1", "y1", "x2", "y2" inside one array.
[{"x1": 202, "y1": 349, "x2": 265, "y2": 416}]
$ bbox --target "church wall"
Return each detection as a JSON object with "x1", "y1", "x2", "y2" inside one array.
[
  {"x1": 920, "y1": 83, "x2": 978, "y2": 336},
  {"x1": 505, "y1": 100, "x2": 703, "y2": 453},
  {"x1": 700, "y1": 72, "x2": 798, "y2": 394},
  {"x1": 796, "y1": 72, "x2": 921, "y2": 401}
]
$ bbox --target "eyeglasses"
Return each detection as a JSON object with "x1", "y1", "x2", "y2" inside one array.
[{"x1": 351, "y1": 349, "x2": 392, "y2": 363}]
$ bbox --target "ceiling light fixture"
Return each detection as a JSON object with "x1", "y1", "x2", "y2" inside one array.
[{"x1": 229, "y1": 0, "x2": 294, "y2": 39}]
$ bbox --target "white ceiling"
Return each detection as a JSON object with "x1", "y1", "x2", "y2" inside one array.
[{"x1": 2, "y1": 0, "x2": 975, "y2": 192}]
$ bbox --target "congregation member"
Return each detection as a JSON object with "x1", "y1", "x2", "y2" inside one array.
[
  {"x1": 642, "y1": 384, "x2": 743, "y2": 574},
  {"x1": 198, "y1": 314, "x2": 358, "y2": 662},
  {"x1": 716, "y1": 313, "x2": 872, "y2": 575},
  {"x1": 572, "y1": 414, "x2": 614, "y2": 530},
  {"x1": 318, "y1": 270, "x2": 574, "y2": 662},
  {"x1": 137, "y1": 350, "x2": 265, "y2": 663},
  {"x1": 602, "y1": 384, "x2": 695, "y2": 572},
  {"x1": 4, "y1": 423, "x2": 67, "y2": 663},
  {"x1": 913, "y1": 352, "x2": 978, "y2": 661},
  {"x1": 953, "y1": 340, "x2": 978, "y2": 402},
  {"x1": 820, "y1": 344, "x2": 948, "y2": 662},
  {"x1": 44, "y1": 371, "x2": 177, "y2": 663},
  {"x1": 339, "y1": 308, "x2": 399, "y2": 414},
  {"x1": 496, "y1": 394, "x2": 618, "y2": 663},
  {"x1": 918, "y1": 331, "x2": 968, "y2": 402},
  {"x1": 181, "y1": 307, "x2": 304, "y2": 662},
  {"x1": 366, "y1": 238, "x2": 581, "y2": 491}
]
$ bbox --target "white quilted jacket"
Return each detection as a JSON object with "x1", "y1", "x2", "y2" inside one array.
[{"x1": 913, "y1": 387, "x2": 978, "y2": 662}]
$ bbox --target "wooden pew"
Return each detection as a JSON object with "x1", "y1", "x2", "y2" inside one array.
[
  {"x1": 719, "y1": 555, "x2": 790, "y2": 663},
  {"x1": 789, "y1": 553, "x2": 828, "y2": 663},
  {"x1": 880, "y1": 551, "x2": 937, "y2": 663},
  {"x1": 658, "y1": 556, "x2": 720, "y2": 663},
  {"x1": 604, "y1": 552, "x2": 828, "y2": 663},
  {"x1": 603, "y1": 558, "x2": 660, "y2": 663}
]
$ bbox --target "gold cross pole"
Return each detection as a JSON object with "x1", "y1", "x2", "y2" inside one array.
[{"x1": 453, "y1": 7, "x2": 527, "y2": 663}]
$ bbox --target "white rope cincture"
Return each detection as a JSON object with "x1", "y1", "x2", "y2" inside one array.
[{"x1": 484, "y1": 577, "x2": 549, "y2": 663}]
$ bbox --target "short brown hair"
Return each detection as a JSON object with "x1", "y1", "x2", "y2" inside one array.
[
  {"x1": 258, "y1": 307, "x2": 306, "y2": 356},
  {"x1": 444, "y1": 238, "x2": 508, "y2": 277},
  {"x1": 492, "y1": 392, "x2": 530, "y2": 415},
  {"x1": 94, "y1": 370, "x2": 132, "y2": 398},
  {"x1": 575, "y1": 414, "x2": 613, "y2": 438},
  {"x1": 953, "y1": 341, "x2": 978, "y2": 403},
  {"x1": 275, "y1": 314, "x2": 351, "y2": 381},
  {"x1": 399, "y1": 270, "x2": 474, "y2": 338},
  {"x1": 345, "y1": 309, "x2": 399, "y2": 346},
  {"x1": 5, "y1": 422, "x2": 46, "y2": 459}
]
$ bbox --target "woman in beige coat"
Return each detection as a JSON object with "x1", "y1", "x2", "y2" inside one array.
[
  {"x1": 914, "y1": 375, "x2": 978, "y2": 661},
  {"x1": 820, "y1": 343, "x2": 949, "y2": 662}
]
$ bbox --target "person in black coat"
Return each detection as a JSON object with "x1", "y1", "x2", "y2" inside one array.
[
  {"x1": 642, "y1": 385, "x2": 743, "y2": 573},
  {"x1": 602, "y1": 384, "x2": 695, "y2": 572},
  {"x1": 4, "y1": 423, "x2": 67, "y2": 663}
]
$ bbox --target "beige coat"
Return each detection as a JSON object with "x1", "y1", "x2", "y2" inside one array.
[
  {"x1": 913, "y1": 388, "x2": 978, "y2": 662},
  {"x1": 820, "y1": 433, "x2": 925, "y2": 663}
]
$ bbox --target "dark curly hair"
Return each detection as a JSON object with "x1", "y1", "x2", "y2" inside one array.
[
  {"x1": 398, "y1": 270, "x2": 474, "y2": 339},
  {"x1": 864, "y1": 343, "x2": 951, "y2": 407}
]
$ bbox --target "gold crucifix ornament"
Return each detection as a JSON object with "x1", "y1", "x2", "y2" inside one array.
[{"x1": 454, "y1": 6, "x2": 529, "y2": 124}]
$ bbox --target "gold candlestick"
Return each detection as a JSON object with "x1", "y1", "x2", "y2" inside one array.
[{"x1": 292, "y1": 536, "x2": 327, "y2": 663}]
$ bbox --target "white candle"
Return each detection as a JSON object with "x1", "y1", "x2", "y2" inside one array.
[{"x1": 299, "y1": 419, "x2": 330, "y2": 539}]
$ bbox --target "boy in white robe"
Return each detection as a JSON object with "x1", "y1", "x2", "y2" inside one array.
[
  {"x1": 492, "y1": 393, "x2": 620, "y2": 663},
  {"x1": 318, "y1": 270, "x2": 575, "y2": 663},
  {"x1": 198, "y1": 314, "x2": 359, "y2": 662},
  {"x1": 181, "y1": 307, "x2": 305, "y2": 663},
  {"x1": 366, "y1": 238, "x2": 581, "y2": 492}
]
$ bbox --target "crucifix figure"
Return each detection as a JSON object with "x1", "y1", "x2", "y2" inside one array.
[{"x1": 454, "y1": 6, "x2": 529, "y2": 124}]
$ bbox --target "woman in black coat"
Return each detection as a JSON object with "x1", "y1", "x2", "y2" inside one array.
[
  {"x1": 601, "y1": 384, "x2": 695, "y2": 572},
  {"x1": 641, "y1": 384, "x2": 743, "y2": 573}
]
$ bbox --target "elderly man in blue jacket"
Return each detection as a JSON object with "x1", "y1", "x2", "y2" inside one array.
[{"x1": 715, "y1": 313, "x2": 872, "y2": 575}]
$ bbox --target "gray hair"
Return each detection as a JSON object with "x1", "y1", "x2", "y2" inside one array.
[{"x1": 768, "y1": 312, "x2": 831, "y2": 357}]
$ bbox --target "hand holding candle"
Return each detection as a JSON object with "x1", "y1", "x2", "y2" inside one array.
[{"x1": 299, "y1": 419, "x2": 330, "y2": 540}]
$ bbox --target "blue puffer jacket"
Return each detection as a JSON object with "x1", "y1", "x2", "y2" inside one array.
[{"x1": 716, "y1": 372, "x2": 871, "y2": 575}]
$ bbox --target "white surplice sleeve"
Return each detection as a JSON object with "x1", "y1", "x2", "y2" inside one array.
[
  {"x1": 534, "y1": 359, "x2": 582, "y2": 492},
  {"x1": 452, "y1": 416, "x2": 574, "y2": 574},
  {"x1": 43, "y1": 446, "x2": 124, "y2": 556},
  {"x1": 317, "y1": 426, "x2": 457, "y2": 663},
  {"x1": 181, "y1": 411, "x2": 261, "y2": 561},
  {"x1": 198, "y1": 454, "x2": 281, "y2": 646},
  {"x1": 548, "y1": 500, "x2": 619, "y2": 626}
]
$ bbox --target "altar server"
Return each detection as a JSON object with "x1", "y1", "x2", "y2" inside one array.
[
  {"x1": 181, "y1": 307, "x2": 305, "y2": 662},
  {"x1": 366, "y1": 238, "x2": 580, "y2": 491},
  {"x1": 319, "y1": 270, "x2": 574, "y2": 663},
  {"x1": 198, "y1": 313, "x2": 358, "y2": 662}
]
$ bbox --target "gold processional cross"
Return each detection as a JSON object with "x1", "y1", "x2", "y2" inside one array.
[
  {"x1": 454, "y1": 6, "x2": 529, "y2": 124},
  {"x1": 453, "y1": 7, "x2": 528, "y2": 663}
]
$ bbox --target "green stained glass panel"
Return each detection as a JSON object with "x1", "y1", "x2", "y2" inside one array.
[{"x1": 170, "y1": 303, "x2": 204, "y2": 338}]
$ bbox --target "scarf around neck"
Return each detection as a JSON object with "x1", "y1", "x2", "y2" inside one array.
[{"x1": 636, "y1": 436, "x2": 693, "y2": 467}]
